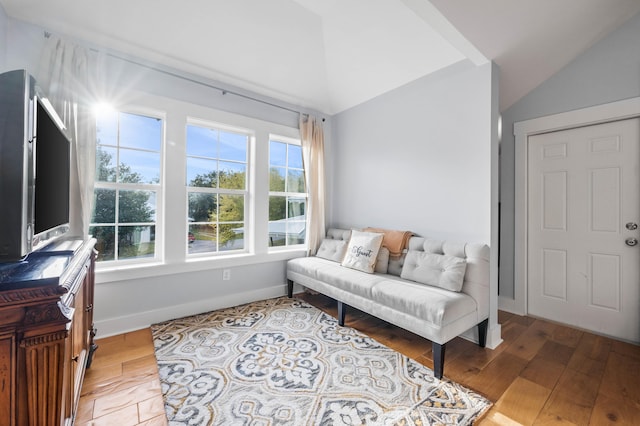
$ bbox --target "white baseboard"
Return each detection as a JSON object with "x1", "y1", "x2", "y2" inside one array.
[{"x1": 94, "y1": 284, "x2": 289, "y2": 338}]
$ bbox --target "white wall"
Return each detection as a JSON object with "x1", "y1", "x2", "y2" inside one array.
[
  {"x1": 331, "y1": 60, "x2": 493, "y2": 243},
  {"x1": 499, "y1": 11, "x2": 640, "y2": 300},
  {"x1": 4, "y1": 17, "x2": 44, "y2": 74},
  {"x1": 95, "y1": 261, "x2": 289, "y2": 335}
]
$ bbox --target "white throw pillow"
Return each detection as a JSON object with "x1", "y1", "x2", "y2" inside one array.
[
  {"x1": 400, "y1": 250, "x2": 467, "y2": 292},
  {"x1": 341, "y1": 230, "x2": 384, "y2": 273},
  {"x1": 315, "y1": 239, "x2": 348, "y2": 262}
]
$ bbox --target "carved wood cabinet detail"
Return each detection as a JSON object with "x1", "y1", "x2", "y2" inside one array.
[{"x1": 0, "y1": 238, "x2": 97, "y2": 426}]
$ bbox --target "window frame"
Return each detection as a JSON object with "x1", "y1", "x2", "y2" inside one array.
[
  {"x1": 268, "y1": 134, "x2": 308, "y2": 251},
  {"x1": 91, "y1": 106, "x2": 166, "y2": 266},
  {"x1": 185, "y1": 118, "x2": 252, "y2": 258}
]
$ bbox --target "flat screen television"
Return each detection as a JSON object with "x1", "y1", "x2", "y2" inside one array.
[{"x1": 0, "y1": 69, "x2": 71, "y2": 261}]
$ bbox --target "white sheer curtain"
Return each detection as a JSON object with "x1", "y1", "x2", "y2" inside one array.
[
  {"x1": 37, "y1": 36, "x2": 98, "y2": 238},
  {"x1": 300, "y1": 114, "x2": 326, "y2": 255}
]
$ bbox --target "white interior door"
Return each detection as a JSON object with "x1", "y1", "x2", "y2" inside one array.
[{"x1": 528, "y1": 118, "x2": 640, "y2": 343}]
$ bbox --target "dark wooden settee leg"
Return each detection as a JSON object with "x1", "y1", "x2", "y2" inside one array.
[
  {"x1": 287, "y1": 279, "x2": 294, "y2": 298},
  {"x1": 432, "y1": 342, "x2": 445, "y2": 379},
  {"x1": 337, "y1": 301, "x2": 346, "y2": 326},
  {"x1": 478, "y1": 318, "x2": 489, "y2": 348}
]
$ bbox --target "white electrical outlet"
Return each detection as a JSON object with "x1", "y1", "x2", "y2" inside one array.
[{"x1": 222, "y1": 269, "x2": 231, "y2": 280}]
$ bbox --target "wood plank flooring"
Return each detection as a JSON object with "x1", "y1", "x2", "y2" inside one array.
[{"x1": 76, "y1": 292, "x2": 640, "y2": 425}]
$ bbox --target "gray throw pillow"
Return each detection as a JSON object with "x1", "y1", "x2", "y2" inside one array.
[{"x1": 315, "y1": 238, "x2": 348, "y2": 262}]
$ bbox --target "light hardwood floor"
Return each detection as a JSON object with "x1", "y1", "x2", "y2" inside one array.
[{"x1": 76, "y1": 292, "x2": 640, "y2": 425}]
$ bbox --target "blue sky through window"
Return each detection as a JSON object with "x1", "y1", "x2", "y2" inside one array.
[
  {"x1": 119, "y1": 113, "x2": 162, "y2": 151},
  {"x1": 288, "y1": 145, "x2": 303, "y2": 168},
  {"x1": 187, "y1": 125, "x2": 248, "y2": 161},
  {"x1": 96, "y1": 110, "x2": 162, "y2": 184},
  {"x1": 270, "y1": 141, "x2": 286, "y2": 167},
  {"x1": 186, "y1": 124, "x2": 248, "y2": 188},
  {"x1": 186, "y1": 125, "x2": 216, "y2": 157}
]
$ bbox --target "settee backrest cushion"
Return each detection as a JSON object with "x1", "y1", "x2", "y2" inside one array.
[
  {"x1": 407, "y1": 236, "x2": 490, "y2": 319},
  {"x1": 326, "y1": 228, "x2": 352, "y2": 241},
  {"x1": 400, "y1": 251, "x2": 467, "y2": 292},
  {"x1": 387, "y1": 254, "x2": 406, "y2": 276},
  {"x1": 375, "y1": 247, "x2": 390, "y2": 274}
]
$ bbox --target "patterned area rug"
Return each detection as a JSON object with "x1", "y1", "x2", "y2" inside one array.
[{"x1": 151, "y1": 297, "x2": 491, "y2": 425}]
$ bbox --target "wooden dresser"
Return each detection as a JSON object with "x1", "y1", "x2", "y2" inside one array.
[{"x1": 0, "y1": 238, "x2": 97, "y2": 426}]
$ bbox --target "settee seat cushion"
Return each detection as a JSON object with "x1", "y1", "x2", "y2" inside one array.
[
  {"x1": 288, "y1": 257, "x2": 383, "y2": 299},
  {"x1": 371, "y1": 280, "x2": 477, "y2": 328}
]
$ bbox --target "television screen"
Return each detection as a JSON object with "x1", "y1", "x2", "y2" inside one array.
[{"x1": 34, "y1": 99, "x2": 70, "y2": 235}]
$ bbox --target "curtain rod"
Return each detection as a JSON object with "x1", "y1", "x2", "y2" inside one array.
[
  {"x1": 115, "y1": 54, "x2": 305, "y2": 115},
  {"x1": 44, "y1": 31, "x2": 325, "y2": 121}
]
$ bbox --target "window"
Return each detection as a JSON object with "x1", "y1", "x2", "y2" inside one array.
[
  {"x1": 90, "y1": 110, "x2": 163, "y2": 262},
  {"x1": 186, "y1": 123, "x2": 249, "y2": 255},
  {"x1": 268, "y1": 137, "x2": 307, "y2": 247},
  {"x1": 90, "y1": 95, "x2": 306, "y2": 272}
]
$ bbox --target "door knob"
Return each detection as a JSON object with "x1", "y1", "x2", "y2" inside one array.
[
  {"x1": 626, "y1": 222, "x2": 638, "y2": 230},
  {"x1": 625, "y1": 237, "x2": 638, "y2": 247}
]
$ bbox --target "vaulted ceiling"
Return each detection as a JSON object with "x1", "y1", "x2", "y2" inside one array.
[{"x1": 2, "y1": 0, "x2": 639, "y2": 114}]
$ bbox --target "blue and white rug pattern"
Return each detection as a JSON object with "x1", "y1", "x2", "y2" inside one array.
[{"x1": 151, "y1": 297, "x2": 491, "y2": 425}]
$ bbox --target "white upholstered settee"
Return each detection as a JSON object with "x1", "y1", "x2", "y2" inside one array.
[{"x1": 286, "y1": 228, "x2": 490, "y2": 379}]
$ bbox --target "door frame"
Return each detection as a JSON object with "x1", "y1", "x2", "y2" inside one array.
[{"x1": 506, "y1": 96, "x2": 640, "y2": 315}]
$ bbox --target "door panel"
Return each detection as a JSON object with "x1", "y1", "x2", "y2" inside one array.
[
  {"x1": 542, "y1": 248, "x2": 567, "y2": 300},
  {"x1": 528, "y1": 118, "x2": 640, "y2": 343}
]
